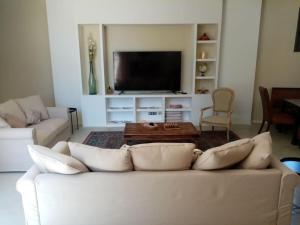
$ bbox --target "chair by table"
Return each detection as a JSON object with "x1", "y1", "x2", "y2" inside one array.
[{"x1": 258, "y1": 86, "x2": 295, "y2": 134}]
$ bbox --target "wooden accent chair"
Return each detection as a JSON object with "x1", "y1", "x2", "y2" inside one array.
[
  {"x1": 199, "y1": 88, "x2": 235, "y2": 140},
  {"x1": 258, "y1": 86, "x2": 295, "y2": 134}
]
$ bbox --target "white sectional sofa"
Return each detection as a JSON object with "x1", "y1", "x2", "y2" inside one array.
[
  {"x1": 0, "y1": 96, "x2": 71, "y2": 171},
  {"x1": 17, "y1": 142, "x2": 299, "y2": 225}
]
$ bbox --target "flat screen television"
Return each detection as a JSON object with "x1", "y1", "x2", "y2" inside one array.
[{"x1": 113, "y1": 51, "x2": 181, "y2": 91}]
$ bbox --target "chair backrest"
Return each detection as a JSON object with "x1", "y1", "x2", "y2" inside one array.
[
  {"x1": 259, "y1": 86, "x2": 272, "y2": 121},
  {"x1": 212, "y1": 88, "x2": 235, "y2": 112}
]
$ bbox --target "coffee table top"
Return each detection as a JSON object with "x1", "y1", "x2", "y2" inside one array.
[{"x1": 124, "y1": 122, "x2": 199, "y2": 140}]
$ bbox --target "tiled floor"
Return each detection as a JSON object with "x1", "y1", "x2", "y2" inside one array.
[{"x1": 0, "y1": 124, "x2": 299, "y2": 225}]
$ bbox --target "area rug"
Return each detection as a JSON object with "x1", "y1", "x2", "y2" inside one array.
[{"x1": 83, "y1": 131, "x2": 240, "y2": 150}]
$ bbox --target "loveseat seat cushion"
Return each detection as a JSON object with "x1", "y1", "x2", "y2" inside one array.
[
  {"x1": 129, "y1": 143, "x2": 195, "y2": 171},
  {"x1": 29, "y1": 118, "x2": 69, "y2": 145}
]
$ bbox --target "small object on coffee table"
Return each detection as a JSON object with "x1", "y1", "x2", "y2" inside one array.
[
  {"x1": 143, "y1": 122, "x2": 158, "y2": 129},
  {"x1": 164, "y1": 122, "x2": 179, "y2": 130}
]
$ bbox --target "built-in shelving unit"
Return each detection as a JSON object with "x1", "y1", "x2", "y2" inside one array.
[
  {"x1": 78, "y1": 23, "x2": 221, "y2": 127},
  {"x1": 193, "y1": 23, "x2": 220, "y2": 95}
]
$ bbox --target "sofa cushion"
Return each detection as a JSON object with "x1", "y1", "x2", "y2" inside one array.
[
  {"x1": 129, "y1": 143, "x2": 195, "y2": 171},
  {"x1": 24, "y1": 109, "x2": 41, "y2": 124},
  {"x1": 0, "y1": 116, "x2": 11, "y2": 128},
  {"x1": 28, "y1": 145, "x2": 88, "y2": 174},
  {"x1": 239, "y1": 132, "x2": 272, "y2": 169},
  {"x1": 193, "y1": 139, "x2": 254, "y2": 170},
  {"x1": 2, "y1": 114, "x2": 26, "y2": 128},
  {"x1": 29, "y1": 118, "x2": 69, "y2": 145},
  {"x1": 68, "y1": 142, "x2": 133, "y2": 172},
  {"x1": 0, "y1": 100, "x2": 26, "y2": 123},
  {"x1": 16, "y1": 95, "x2": 49, "y2": 120}
]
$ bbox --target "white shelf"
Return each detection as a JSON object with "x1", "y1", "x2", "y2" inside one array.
[
  {"x1": 195, "y1": 76, "x2": 215, "y2": 80},
  {"x1": 165, "y1": 108, "x2": 191, "y2": 112},
  {"x1": 137, "y1": 108, "x2": 163, "y2": 112},
  {"x1": 197, "y1": 40, "x2": 217, "y2": 44},
  {"x1": 196, "y1": 58, "x2": 216, "y2": 62},
  {"x1": 107, "y1": 109, "x2": 134, "y2": 112}
]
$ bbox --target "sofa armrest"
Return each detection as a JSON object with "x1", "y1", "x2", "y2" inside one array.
[
  {"x1": 47, "y1": 107, "x2": 69, "y2": 119},
  {"x1": 16, "y1": 165, "x2": 41, "y2": 225},
  {"x1": 0, "y1": 128, "x2": 36, "y2": 141},
  {"x1": 270, "y1": 156, "x2": 300, "y2": 225}
]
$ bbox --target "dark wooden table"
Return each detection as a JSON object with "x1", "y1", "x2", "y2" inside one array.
[
  {"x1": 124, "y1": 122, "x2": 199, "y2": 144},
  {"x1": 284, "y1": 99, "x2": 300, "y2": 146}
]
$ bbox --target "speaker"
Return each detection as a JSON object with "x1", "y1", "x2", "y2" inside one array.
[{"x1": 294, "y1": 7, "x2": 300, "y2": 52}]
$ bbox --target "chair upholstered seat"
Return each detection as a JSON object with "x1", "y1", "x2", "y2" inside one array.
[{"x1": 202, "y1": 115, "x2": 229, "y2": 125}]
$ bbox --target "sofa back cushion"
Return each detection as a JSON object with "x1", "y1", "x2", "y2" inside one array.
[
  {"x1": 28, "y1": 145, "x2": 88, "y2": 174},
  {"x1": 193, "y1": 139, "x2": 254, "y2": 170},
  {"x1": 129, "y1": 143, "x2": 195, "y2": 171},
  {"x1": 0, "y1": 100, "x2": 26, "y2": 124},
  {"x1": 239, "y1": 132, "x2": 272, "y2": 169},
  {"x1": 16, "y1": 95, "x2": 49, "y2": 121},
  {"x1": 68, "y1": 142, "x2": 133, "y2": 172}
]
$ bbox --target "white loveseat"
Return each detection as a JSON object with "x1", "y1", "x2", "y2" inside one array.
[
  {"x1": 17, "y1": 142, "x2": 299, "y2": 225},
  {"x1": 0, "y1": 97, "x2": 71, "y2": 171}
]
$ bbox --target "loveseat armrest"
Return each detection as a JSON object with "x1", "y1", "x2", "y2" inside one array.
[
  {"x1": 0, "y1": 128, "x2": 36, "y2": 141},
  {"x1": 270, "y1": 156, "x2": 300, "y2": 225},
  {"x1": 47, "y1": 107, "x2": 69, "y2": 119},
  {"x1": 16, "y1": 165, "x2": 41, "y2": 225}
]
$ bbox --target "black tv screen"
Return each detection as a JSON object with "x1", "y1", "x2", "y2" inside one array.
[{"x1": 113, "y1": 51, "x2": 181, "y2": 91}]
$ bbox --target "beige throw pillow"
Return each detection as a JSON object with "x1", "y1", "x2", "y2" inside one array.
[
  {"x1": 0, "y1": 116, "x2": 11, "y2": 128},
  {"x1": 28, "y1": 145, "x2": 88, "y2": 174},
  {"x1": 24, "y1": 109, "x2": 41, "y2": 124},
  {"x1": 3, "y1": 114, "x2": 26, "y2": 128},
  {"x1": 16, "y1": 95, "x2": 49, "y2": 120},
  {"x1": 239, "y1": 132, "x2": 272, "y2": 169},
  {"x1": 68, "y1": 142, "x2": 133, "y2": 172},
  {"x1": 129, "y1": 143, "x2": 195, "y2": 171},
  {"x1": 193, "y1": 139, "x2": 254, "y2": 170},
  {"x1": 0, "y1": 100, "x2": 26, "y2": 123}
]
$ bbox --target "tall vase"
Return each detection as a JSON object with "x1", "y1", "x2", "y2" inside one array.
[{"x1": 88, "y1": 61, "x2": 97, "y2": 95}]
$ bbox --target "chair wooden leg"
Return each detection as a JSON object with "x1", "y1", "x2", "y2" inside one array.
[
  {"x1": 258, "y1": 120, "x2": 265, "y2": 134},
  {"x1": 227, "y1": 128, "x2": 230, "y2": 141},
  {"x1": 266, "y1": 122, "x2": 272, "y2": 132}
]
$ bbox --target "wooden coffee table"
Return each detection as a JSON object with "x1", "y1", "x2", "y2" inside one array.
[{"x1": 124, "y1": 122, "x2": 199, "y2": 144}]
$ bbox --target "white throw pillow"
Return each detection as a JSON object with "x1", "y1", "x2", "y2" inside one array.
[
  {"x1": 16, "y1": 95, "x2": 49, "y2": 120},
  {"x1": 129, "y1": 143, "x2": 195, "y2": 171},
  {"x1": 193, "y1": 139, "x2": 254, "y2": 170},
  {"x1": 239, "y1": 132, "x2": 272, "y2": 169},
  {"x1": 28, "y1": 145, "x2": 88, "y2": 174},
  {"x1": 0, "y1": 116, "x2": 11, "y2": 128},
  {"x1": 0, "y1": 100, "x2": 26, "y2": 123},
  {"x1": 68, "y1": 142, "x2": 133, "y2": 172}
]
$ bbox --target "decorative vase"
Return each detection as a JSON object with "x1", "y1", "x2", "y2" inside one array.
[{"x1": 88, "y1": 61, "x2": 97, "y2": 95}]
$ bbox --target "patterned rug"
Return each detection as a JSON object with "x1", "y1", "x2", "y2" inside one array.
[{"x1": 83, "y1": 130, "x2": 240, "y2": 150}]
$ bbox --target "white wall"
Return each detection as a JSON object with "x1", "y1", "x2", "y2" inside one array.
[
  {"x1": 252, "y1": 0, "x2": 300, "y2": 122},
  {"x1": 219, "y1": 0, "x2": 262, "y2": 124},
  {"x1": 46, "y1": 0, "x2": 262, "y2": 124},
  {"x1": 0, "y1": 0, "x2": 54, "y2": 106}
]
